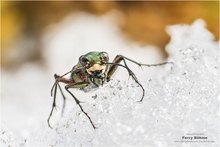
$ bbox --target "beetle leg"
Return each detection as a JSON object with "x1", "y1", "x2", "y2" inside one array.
[
  {"x1": 51, "y1": 71, "x2": 72, "y2": 96},
  {"x1": 107, "y1": 55, "x2": 172, "y2": 80},
  {"x1": 48, "y1": 73, "x2": 73, "y2": 129},
  {"x1": 65, "y1": 82, "x2": 96, "y2": 129},
  {"x1": 51, "y1": 74, "x2": 74, "y2": 116},
  {"x1": 120, "y1": 55, "x2": 173, "y2": 67},
  {"x1": 106, "y1": 55, "x2": 145, "y2": 101},
  {"x1": 57, "y1": 83, "x2": 67, "y2": 116},
  {"x1": 106, "y1": 55, "x2": 123, "y2": 81},
  {"x1": 107, "y1": 55, "x2": 172, "y2": 102},
  {"x1": 47, "y1": 82, "x2": 58, "y2": 128},
  {"x1": 107, "y1": 55, "x2": 137, "y2": 81}
]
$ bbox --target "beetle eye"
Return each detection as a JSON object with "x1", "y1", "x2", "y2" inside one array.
[
  {"x1": 79, "y1": 55, "x2": 89, "y2": 66},
  {"x1": 100, "y1": 52, "x2": 109, "y2": 63}
]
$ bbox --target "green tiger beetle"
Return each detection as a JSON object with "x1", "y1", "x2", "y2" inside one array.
[{"x1": 48, "y1": 51, "x2": 172, "y2": 129}]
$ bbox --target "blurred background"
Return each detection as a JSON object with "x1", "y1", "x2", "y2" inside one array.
[
  {"x1": 0, "y1": 1, "x2": 219, "y2": 141},
  {"x1": 1, "y1": 1, "x2": 219, "y2": 70}
]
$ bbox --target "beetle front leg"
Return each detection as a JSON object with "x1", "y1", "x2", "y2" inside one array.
[
  {"x1": 107, "y1": 55, "x2": 145, "y2": 102},
  {"x1": 107, "y1": 55, "x2": 173, "y2": 80},
  {"x1": 65, "y1": 82, "x2": 96, "y2": 129},
  {"x1": 107, "y1": 55, "x2": 172, "y2": 102}
]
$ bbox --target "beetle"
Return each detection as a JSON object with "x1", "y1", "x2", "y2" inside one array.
[{"x1": 48, "y1": 51, "x2": 172, "y2": 129}]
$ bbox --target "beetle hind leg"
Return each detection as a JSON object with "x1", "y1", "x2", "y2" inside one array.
[
  {"x1": 57, "y1": 83, "x2": 67, "y2": 116},
  {"x1": 47, "y1": 72, "x2": 73, "y2": 129},
  {"x1": 47, "y1": 82, "x2": 58, "y2": 128}
]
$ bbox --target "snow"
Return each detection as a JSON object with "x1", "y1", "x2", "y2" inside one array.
[{"x1": 1, "y1": 12, "x2": 219, "y2": 147}]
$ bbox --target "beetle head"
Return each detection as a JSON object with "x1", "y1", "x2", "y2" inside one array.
[{"x1": 79, "y1": 52, "x2": 109, "y2": 78}]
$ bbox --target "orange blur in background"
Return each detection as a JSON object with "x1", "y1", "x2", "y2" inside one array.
[{"x1": 1, "y1": 1, "x2": 219, "y2": 69}]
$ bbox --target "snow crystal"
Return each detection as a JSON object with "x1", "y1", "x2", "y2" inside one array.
[{"x1": 0, "y1": 122, "x2": 26, "y2": 146}]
